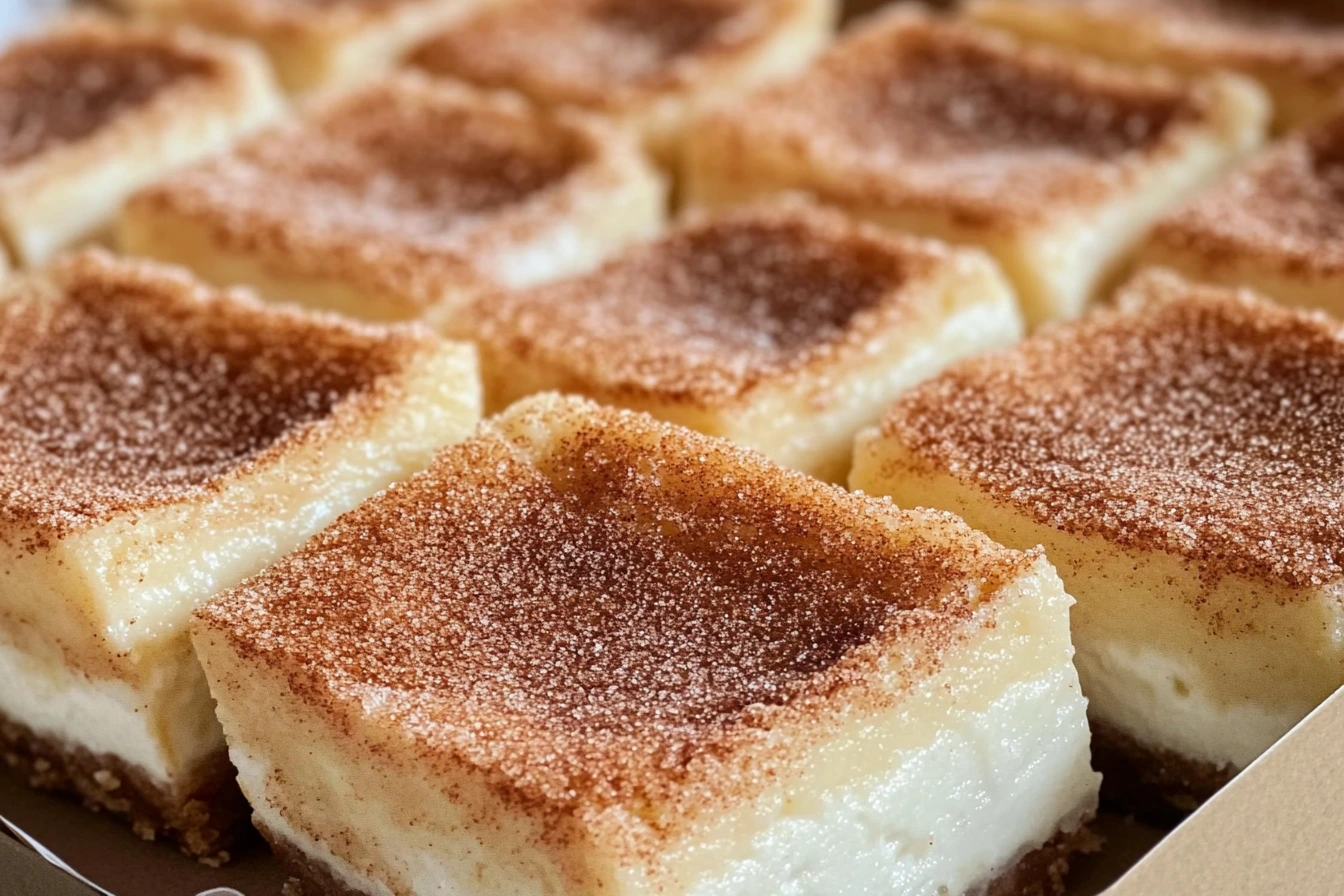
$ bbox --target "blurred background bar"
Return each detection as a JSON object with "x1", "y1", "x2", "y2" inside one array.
[{"x1": 845, "y1": 0, "x2": 954, "y2": 22}]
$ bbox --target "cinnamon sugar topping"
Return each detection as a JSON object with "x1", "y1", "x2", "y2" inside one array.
[
  {"x1": 210, "y1": 79, "x2": 580, "y2": 234},
  {"x1": 1047, "y1": 0, "x2": 1344, "y2": 35},
  {"x1": 126, "y1": 76, "x2": 598, "y2": 310},
  {"x1": 973, "y1": 0, "x2": 1344, "y2": 96},
  {"x1": 0, "y1": 29, "x2": 215, "y2": 167},
  {"x1": 1150, "y1": 114, "x2": 1344, "y2": 274},
  {"x1": 584, "y1": 0, "x2": 747, "y2": 60},
  {"x1": 727, "y1": 15, "x2": 1204, "y2": 223},
  {"x1": 411, "y1": 0, "x2": 768, "y2": 104},
  {"x1": 0, "y1": 251, "x2": 416, "y2": 537},
  {"x1": 881, "y1": 271, "x2": 1344, "y2": 588},
  {"x1": 199, "y1": 397, "x2": 1030, "y2": 835},
  {"x1": 837, "y1": 22, "x2": 1190, "y2": 161},
  {"x1": 467, "y1": 204, "x2": 929, "y2": 404}
]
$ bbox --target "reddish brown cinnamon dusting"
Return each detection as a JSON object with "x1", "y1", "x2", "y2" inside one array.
[
  {"x1": 1150, "y1": 113, "x2": 1344, "y2": 274},
  {"x1": 0, "y1": 30, "x2": 216, "y2": 167},
  {"x1": 466, "y1": 204, "x2": 933, "y2": 404},
  {"x1": 716, "y1": 15, "x2": 1207, "y2": 225},
  {"x1": 835, "y1": 22, "x2": 1191, "y2": 160},
  {"x1": 589, "y1": 0, "x2": 746, "y2": 57},
  {"x1": 880, "y1": 271, "x2": 1344, "y2": 588},
  {"x1": 199, "y1": 397, "x2": 1032, "y2": 837},
  {"x1": 1053, "y1": 0, "x2": 1344, "y2": 33},
  {"x1": 0, "y1": 251, "x2": 419, "y2": 537},
  {"x1": 411, "y1": 0, "x2": 767, "y2": 105},
  {"x1": 225, "y1": 79, "x2": 581, "y2": 232},
  {"x1": 977, "y1": 0, "x2": 1344, "y2": 85},
  {"x1": 125, "y1": 76, "x2": 597, "y2": 310}
]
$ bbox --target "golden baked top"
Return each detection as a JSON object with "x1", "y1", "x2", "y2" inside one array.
[
  {"x1": 463, "y1": 203, "x2": 944, "y2": 406},
  {"x1": 0, "y1": 21, "x2": 219, "y2": 168},
  {"x1": 700, "y1": 13, "x2": 1225, "y2": 227},
  {"x1": 0, "y1": 250, "x2": 426, "y2": 539},
  {"x1": 1149, "y1": 114, "x2": 1344, "y2": 276},
  {"x1": 411, "y1": 0, "x2": 794, "y2": 107},
  {"x1": 878, "y1": 270, "x2": 1344, "y2": 589},
  {"x1": 197, "y1": 395, "x2": 1034, "y2": 850},
  {"x1": 124, "y1": 74, "x2": 613, "y2": 309}
]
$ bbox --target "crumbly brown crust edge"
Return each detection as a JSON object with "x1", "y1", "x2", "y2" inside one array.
[
  {"x1": 1091, "y1": 717, "x2": 1236, "y2": 825},
  {"x1": 266, "y1": 818, "x2": 1097, "y2": 896},
  {"x1": 0, "y1": 713, "x2": 250, "y2": 862},
  {"x1": 982, "y1": 823, "x2": 1100, "y2": 896}
]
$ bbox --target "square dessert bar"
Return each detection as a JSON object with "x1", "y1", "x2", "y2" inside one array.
[
  {"x1": 447, "y1": 202, "x2": 1022, "y2": 483},
  {"x1": 1140, "y1": 112, "x2": 1344, "y2": 318},
  {"x1": 853, "y1": 270, "x2": 1344, "y2": 819},
  {"x1": 0, "y1": 16, "x2": 281, "y2": 268},
  {"x1": 408, "y1": 0, "x2": 838, "y2": 166},
  {"x1": 969, "y1": 0, "x2": 1344, "y2": 133},
  {"x1": 684, "y1": 11, "x2": 1269, "y2": 327},
  {"x1": 0, "y1": 250, "x2": 480, "y2": 858},
  {"x1": 144, "y1": 0, "x2": 511, "y2": 94},
  {"x1": 120, "y1": 74, "x2": 666, "y2": 324},
  {"x1": 192, "y1": 394, "x2": 1100, "y2": 896}
]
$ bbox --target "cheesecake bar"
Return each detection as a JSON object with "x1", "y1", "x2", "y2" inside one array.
[
  {"x1": 852, "y1": 269, "x2": 1344, "y2": 818},
  {"x1": 1140, "y1": 112, "x2": 1344, "y2": 318},
  {"x1": 0, "y1": 16, "x2": 281, "y2": 267},
  {"x1": 0, "y1": 250, "x2": 480, "y2": 858},
  {"x1": 408, "y1": 0, "x2": 838, "y2": 167},
  {"x1": 120, "y1": 74, "x2": 666, "y2": 324},
  {"x1": 448, "y1": 202, "x2": 1022, "y2": 483},
  {"x1": 192, "y1": 394, "x2": 1100, "y2": 896},
  {"x1": 684, "y1": 11, "x2": 1269, "y2": 327},
  {"x1": 144, "y1": 0, "x2": 510, "y2": 95},
  {"x1": 968, "y1": 0, "x2": 1344, "y2": 133}
]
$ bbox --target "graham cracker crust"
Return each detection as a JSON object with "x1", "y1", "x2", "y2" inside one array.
[
  {"x1": 982, "y1": 823, "x2": 1100, "y2": 896},
  {"x1": 0, "y1": 713, "x2": 250, "y2": 862},
  {"x1": 266, "y1": 818, "x2": 1098, "y2": 896},
  {"x1": 264, "y1": 821, "x2": 367, "y2": 896},
  {"x1": 1091, "y1": 717, "x2": 1236, "y2": 824}
]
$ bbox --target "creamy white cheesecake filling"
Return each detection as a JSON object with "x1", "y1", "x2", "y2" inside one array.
[
  {"x1": 233, "y1": 743, "x2": 569, "y2": 896},
  {"x1": 227, "y1": 661, "x2": 1095, "y2": 896},
  {"x1": 675, "y1": 666, "x2": 1097, "y2": 896},
  {"x1": 850, "y1": 442, "x2": 1344, "y2": 781},
  {"x1": 0, "y1": 635, "x2": 223, "y2": 788},
  {"x1": 1076, "y1": 639, "x2": 1313, "y2": 772}
]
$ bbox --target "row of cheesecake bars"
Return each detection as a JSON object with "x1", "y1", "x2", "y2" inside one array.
[{"x1": 4, "y1": 1, "x2": 1344, "y2": 895}]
